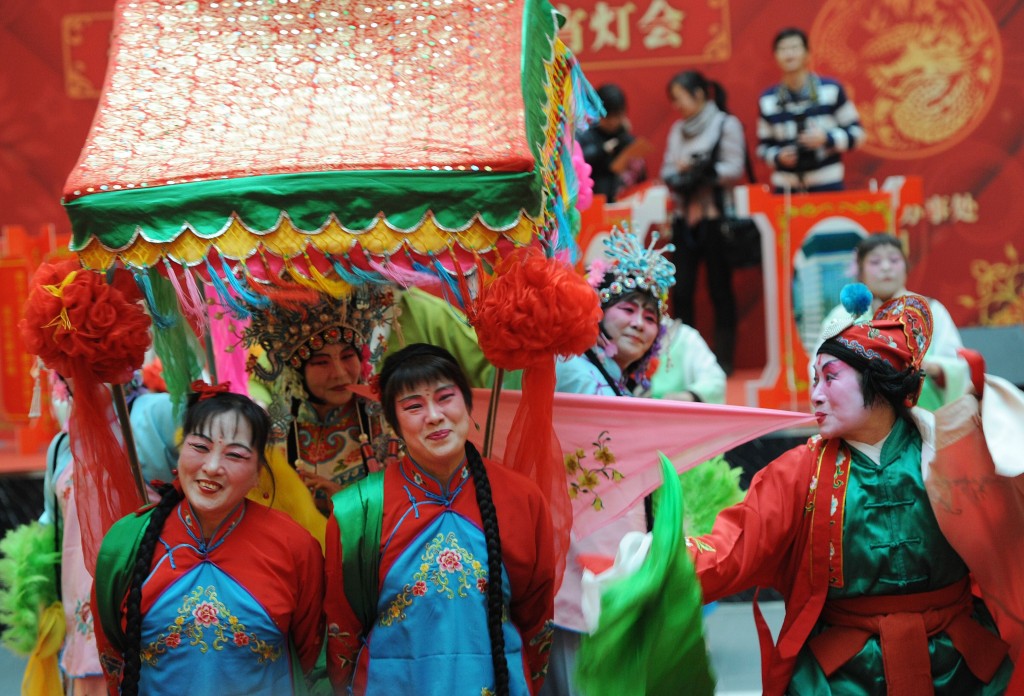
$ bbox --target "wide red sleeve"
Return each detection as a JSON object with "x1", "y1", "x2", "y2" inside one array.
[
  {"x1": 289, "y1": 530, "x2": 326, "y2": 672},
  {"x1": 90, "y1": 581, "x2": 124, "y2": 696},
  {"x1": 323, "y1": 512, "x2": 365, "y2": 690},
  {"x1": 490, "y1": 463, "x2": 555, "y2": 695},
  {"x1": 514, "y1": 487, "x2": 555, "y2": 694},
  {"x1": 686, "y1": 445, "x2": 813, "y2": 603}
]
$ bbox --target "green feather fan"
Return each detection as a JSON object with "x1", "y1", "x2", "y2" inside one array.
[{"x1": 0, "y1": 521, "x2": 61, "y2": 655}]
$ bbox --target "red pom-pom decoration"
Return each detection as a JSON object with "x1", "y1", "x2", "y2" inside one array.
[
  {"x1": 20, "y1": 260, "x2": 153, "y2": 575},
  {"x1": 473, "y1": 247, "x2": 601, "y2": 370},
  {"x1": 21, "y1": 260, "x2": 151, "y2": 385}
]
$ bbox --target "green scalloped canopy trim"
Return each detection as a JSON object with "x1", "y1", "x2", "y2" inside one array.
[{"x1": 66, "y1": 168, "x2": 543, "y2": 252}]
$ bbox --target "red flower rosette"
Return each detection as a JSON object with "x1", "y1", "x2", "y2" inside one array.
[
  {"x1": 21, "y1": 259, "x2": 150, "y2": 384},
  {"x1": 471, "y1": 247, "x2": 601, "y2": 591},
  {"x1": 473, "y1": 248, "x2": 601, "y2": 369},
  {"x1": 20, "y1": 259, "x2": 153, "y2": 575}
]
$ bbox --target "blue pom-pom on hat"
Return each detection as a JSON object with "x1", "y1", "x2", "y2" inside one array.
[
  {"x1": 840, "y1": 283, "x2": 873, "y2": 318},
  {"x1": 819, "y1": 283, "x2": 873, "y2": 342}
]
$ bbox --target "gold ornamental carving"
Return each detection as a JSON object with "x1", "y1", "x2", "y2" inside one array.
[
  {"x1": 811, "y1": 0, "x2": 1002, "y2": 160},
  {"x1": 958, "y1": 245, "x2": 1024, "y2": 326}
]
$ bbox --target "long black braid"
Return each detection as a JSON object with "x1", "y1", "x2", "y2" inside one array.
[
  {"x1": 119, "y1": 482, "x2": 182, "y2": 696},
  {"x1": 465, "y1": 440, "x2": 510, "y2": 696},
  {"x1": 119, "y1": 390, "x2": 270, "y2": 695}
]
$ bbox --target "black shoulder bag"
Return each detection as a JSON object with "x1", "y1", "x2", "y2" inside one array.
[{"x1": 709, "y1": 117, "x2": 763, "y2": 269}]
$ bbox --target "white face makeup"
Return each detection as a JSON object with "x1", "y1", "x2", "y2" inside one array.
[
  {"x1": 394, "y1": 380, "x2": 471, "y2": 479},
  {"x1": 811, "y1": 354, "x2": 891, "y2": 443},
  {"x1": 177, "y1": 410, "x2": 259, "y2": 535},
  {"x1": 603, "y1": 298, "x2": 659, "y2": 370}
]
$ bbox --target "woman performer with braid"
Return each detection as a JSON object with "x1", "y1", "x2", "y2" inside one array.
[
  {"x1": 324, "y1": 344, "x2": 555, "y2": 695},
  {"x1": 92, "y1": 384, "x2": 325, "y2": 696}
]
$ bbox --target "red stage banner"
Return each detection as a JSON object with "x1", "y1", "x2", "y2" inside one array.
[
  {"x1": 1, "y1": 0, "x2": 1021, "y2": 396},
  {"x1": 559, "y1": 0, "x2": 1024, "y2": 348},
  {"x1": 0, "y1": 262, "x2": 33, "y2": 424},
  {"x1": 555, "y1": 0, "x2": 730, "y2": 70}
]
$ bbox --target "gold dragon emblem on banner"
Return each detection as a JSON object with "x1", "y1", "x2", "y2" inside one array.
[{"x1": 811, "y1": 0, "x2": 1002, "y2": 159}]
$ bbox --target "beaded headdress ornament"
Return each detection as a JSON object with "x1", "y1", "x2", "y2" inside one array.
[
  {"x1": 587, "y1": 226, "x2": 676, "y2": 312},
  {"x1": 244, "y1": 285, "x2": 400, "y2": 468},
  {"x1": 244, "y1": 285, "x2": 397, "y2": 383}
]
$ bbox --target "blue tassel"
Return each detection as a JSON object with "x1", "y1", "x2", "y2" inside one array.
[
  {"x1": 348, "y1": 261, "x2": 388, "y2": 285},
  {"x1": 562, "y1": 139, "x2": 579, "y2": 197},
  {"x1": 133, "y1": 268, "x2": 177, "y2": 330},
  {"x1": 326, "y1": 254, "x2": 386, "y2": 285},
  {"x1": 410, "y1": 256, "x2": 436, "y2": 278},
  {"x1": 569, "y1": 58, "x2": 603, "y2": 130},
  {"x1": 430, "y1": 257, "x2": 464, "y2": 309},
  {"x1": 219, "y1": 257, "x2": 271, "y2": 309},
  {"x1": 326, "y1": 255, "x2": 366, "y2": 286},
  {"x1": 840, "y1": 283, "x2": 873, "y2": 317},
  {"x1": 204, "y1": 259, "x2": 251, "y2": 319},
  {"x1": 552, "y1": 203, "x2": 572, "y2": 251}
]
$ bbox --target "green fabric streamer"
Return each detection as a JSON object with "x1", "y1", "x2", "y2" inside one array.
[
  {"x1": 576, "y1": 454, "x2": 715, "y2": 696},
  {"x1": 149, "y1": 271, "x2": 203, "y2": 419},
  {"x1": 0, "y1": 522, "x2": 60, "y2": 655}
]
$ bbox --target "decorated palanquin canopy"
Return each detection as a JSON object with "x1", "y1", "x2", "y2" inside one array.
[{"x1": 63, "y1": 0, "x2": 595, "y2": 294}]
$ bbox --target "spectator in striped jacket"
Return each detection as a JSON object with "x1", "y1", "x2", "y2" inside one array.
[{"x1": 757, "y1": 27, "x2": 865, "y2": 192}]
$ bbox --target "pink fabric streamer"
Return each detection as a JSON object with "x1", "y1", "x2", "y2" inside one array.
[
  {"x1": 469, "y1": 388, "x2": 814, "y2": 539},
  {"x1": 164, "y1": 261, "x2": 207, "y2": 337},
  {"x1": 206, "y1": 300, "x2": 250, "y2": 397},
  {"x1": 572, "y1": 139, "x2": 594, "y2": 212}
]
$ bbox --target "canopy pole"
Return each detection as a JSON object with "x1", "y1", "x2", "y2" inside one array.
[
  {"x1": 483, "y1": 367, "x2": 505, "y2": 458},
  {"x1": 111, "y1": 383, "x2": 148, "y2": 504}
]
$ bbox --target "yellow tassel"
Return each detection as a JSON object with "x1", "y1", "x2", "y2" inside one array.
[
  {"x1": 308, "y1": 258, "x2": 352, "y2": 298},
  {"x1": 283, "y1": 256, "x2": 351, "y2": 299}
]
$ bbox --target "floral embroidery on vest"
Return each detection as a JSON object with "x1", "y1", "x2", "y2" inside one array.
[
  {"x1": 327, "y1": 623, "x2": 355, "y2": 669},
  {"x1": 379, "y1": 586, "x2": 414, "y2": 627},
  {"x1": 529, "y1": 620, "x2": 555, "y2": 681},
  {"x1": 378, "y1": 531, "x2": 489, "y2": 626},
  {"x1": 416, "y1": 532, "x2": 488, "y2": 599},
  {"x1": 74, "y1": 598, "x2": 94, "y2": 636},
  {"x1": 140, "y1": 586, "x2": 281, "y2": 666}
]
